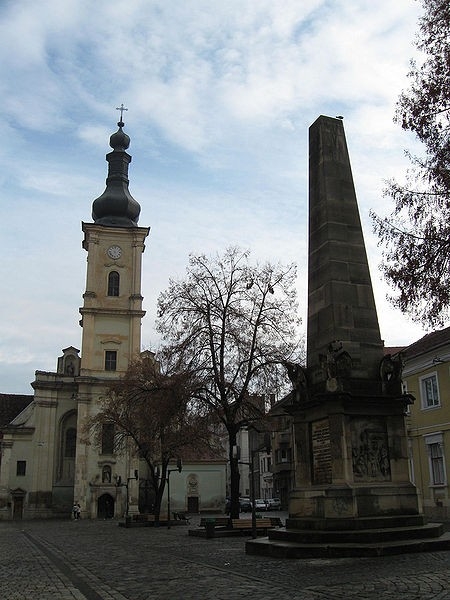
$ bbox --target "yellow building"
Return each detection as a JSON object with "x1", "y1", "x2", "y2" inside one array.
[{"x1": 403, "y1": 327, "x2": 450, "y2": 521}]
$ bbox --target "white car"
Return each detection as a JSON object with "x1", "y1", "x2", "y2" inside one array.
[
  {"x1": 267, "y1": 498, "x2": 281, "y2": 510},
  {"x1": 254, "y1": 498, "x2": 268, "y2": 511}
]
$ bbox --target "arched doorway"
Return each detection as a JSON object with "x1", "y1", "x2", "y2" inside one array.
[
  {"x1": 97, "y1": 493, "x2": 114, "y2": 519},
  {"x1": 11, "y1": 488, "x2": 26, "y2": 520}
]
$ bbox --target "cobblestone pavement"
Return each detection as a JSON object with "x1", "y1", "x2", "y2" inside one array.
[{"x1": 2, "y1": 515, "x2": 450, "y2": 599}]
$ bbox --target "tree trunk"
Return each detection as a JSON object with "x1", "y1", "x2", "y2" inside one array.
[
  {"x1": 153, "y1": 464, "x2": 167, "y2": 524},
  {"x1": 228, "y1": 428, "x2": 241, "y2": 519}
]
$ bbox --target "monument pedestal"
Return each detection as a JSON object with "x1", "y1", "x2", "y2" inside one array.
[{"x1": 287, "y1": 392, "x2": 422, "y2": 527}]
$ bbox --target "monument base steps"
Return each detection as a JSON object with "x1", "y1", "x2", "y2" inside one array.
[{"x1": 246, "y1": 521, "x2": 450, "y2": 558}]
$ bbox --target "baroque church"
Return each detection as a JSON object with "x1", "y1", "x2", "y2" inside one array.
[{"x1": 0, "y1": 117, "x2": 227, "y2": 520}]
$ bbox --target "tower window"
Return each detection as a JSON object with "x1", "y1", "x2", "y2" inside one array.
[
  {"x1": 101, "y1": 424, "x2": 115, "y2": 454},
  {"x1": 16, "y1": 461, "x2": 26, "y2": 476},
  {"x1": 105, "y1": 350, "x2": 117, "y2": 371},
  {"x1": 107, "y1": 271, "x2": 120, "y2": 296}
]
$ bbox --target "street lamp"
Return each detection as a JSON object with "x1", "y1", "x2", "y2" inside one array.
[
  {"x1": 116, "y1": 470, "x2": 138, "y2": 526},
  {"x1": 166, "y1": 458, "x2": 182, "y2": 529}
]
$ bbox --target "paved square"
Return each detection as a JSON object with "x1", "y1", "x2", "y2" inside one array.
[{"x1": 2, "y1": 517, "x2": 450, "y2": 599}]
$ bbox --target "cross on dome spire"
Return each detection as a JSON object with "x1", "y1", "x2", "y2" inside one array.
[
  {"x1": 116, "y1": 103, "x2": 128, "y2": 126},
  {"x1": 91, "y1": 107, "x2": 141, "y2": 227}
]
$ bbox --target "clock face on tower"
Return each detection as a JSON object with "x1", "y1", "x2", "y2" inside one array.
[{"x1": 107, "y1": 245, "x2": 122, "y2": 260}]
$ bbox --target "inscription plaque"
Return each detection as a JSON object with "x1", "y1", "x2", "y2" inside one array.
[{"x1": 312, "y1": 418, "x2": 332, "y2": 484}]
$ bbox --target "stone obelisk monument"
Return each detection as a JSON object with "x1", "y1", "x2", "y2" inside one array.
[
  {"x1": 287, "y1": 114, "x2": 419, "y2": 524},
  {"x1": 246, "y1": 116, "x2": 450, "y2": 557}
]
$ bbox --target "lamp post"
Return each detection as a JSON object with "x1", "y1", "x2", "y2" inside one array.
[
  {"x1": 116, "y1": 470, "x2": 138, "y2": 526},
  {"x1": 166, "y1": 458, "x2": 182, "y2": 529}
]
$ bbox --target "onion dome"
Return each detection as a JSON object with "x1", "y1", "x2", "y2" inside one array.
[{"x1": 91, "y1": 119, "x2": 141, "y2": 227}]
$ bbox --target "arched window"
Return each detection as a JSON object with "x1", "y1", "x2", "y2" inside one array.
[
  {"x1": 65, "y1": 427, "x2": 77, "y2": 458},
  {"x1": 107, "y1": 271, "x2": 120, "y2": 296},
  {"x1": 101, "y1": 423, "x2": 115, "y2": 454},
  {"x1": 58, "y1": 412, "x2": 77, "y2": 484}
]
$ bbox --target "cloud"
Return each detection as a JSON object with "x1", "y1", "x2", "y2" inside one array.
[{"x1": 0, "y1": 0, "x2": 430, "y2": 394}]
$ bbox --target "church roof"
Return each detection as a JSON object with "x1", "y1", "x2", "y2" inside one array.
[
  {"x1": 91, "y1": 114, "x2": 141, "y2": 227},
  {"x1": 0, "y1": 394, "x2": 33, "y2": 427}
]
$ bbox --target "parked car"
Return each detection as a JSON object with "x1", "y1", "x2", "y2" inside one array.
[
  {"x1": 267, "y1": 497, "x2": 281, "y2": 510},
  {"x1": 254, "y1": 498, "x2": 268, "y2": 511},
  {"x1": 239, "y1": 497, "x2": 252, "y2": 512}
]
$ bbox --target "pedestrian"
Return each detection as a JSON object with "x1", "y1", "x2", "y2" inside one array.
[
  {"x1": 72, "y1": 502, "x2": 78, "y2": 520},
  {"x1": 76, "y1": 503, "x2": 81, "y2": 520}
]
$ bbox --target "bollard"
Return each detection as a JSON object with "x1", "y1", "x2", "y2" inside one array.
[{"x1": 205, "y1": 518, "x2": 215, "y2": 539}]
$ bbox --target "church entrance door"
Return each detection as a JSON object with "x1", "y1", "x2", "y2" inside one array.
[
  {"x1": 97, "y1": 493, "x2": 114, "y2": 519},
  {"x1": 187, "y1": 496, "x2": 199, "y2": 513},
  {"x1": 12, "y1": 496, "x2": 23, "y2": 520}
]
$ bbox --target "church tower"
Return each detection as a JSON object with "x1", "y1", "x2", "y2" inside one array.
[
  {"x1": 0, "y1": 113, "x2": 150, "y2": 521},
  {"x1": 79, "y1": 117, "x2": 149, "y2": 378},
  {"x1": 74, "y1": 115, "x2": 149, "y2": 514}
]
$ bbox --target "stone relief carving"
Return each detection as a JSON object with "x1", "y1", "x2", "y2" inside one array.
[
  {"x1": 187, "y1": 474, "x2": 199, "y2": 495},
  {"x1": 351, "y1": 418, "x2": 391, "y2": 481}
]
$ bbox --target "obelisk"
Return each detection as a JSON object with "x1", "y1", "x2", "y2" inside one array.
[
  {"x1": 285, "y1": 115, "x2": 420, "y2": 524},
  {"x1": 246, "y1": 117, "x2": 449, "y2": 557},
  {"x1": 307, "y1": 116, "x2": 384, "y2": 393}
]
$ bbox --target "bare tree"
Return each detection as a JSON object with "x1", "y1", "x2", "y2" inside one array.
[
  {"x1": 156, "y1": 247, "x2": 301, "y2": 518},
  {"x1": 87, "y1": 354, "x2": 216, "y2": 521}
]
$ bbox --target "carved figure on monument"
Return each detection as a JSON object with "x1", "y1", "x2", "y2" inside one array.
[
  {"x1": 284, "y1": 362, "x2": 308, "y2": 402},
  {"x1": 319, "y1": 341, "x2": 352, "y2": 392},
  {"x1": 380, "y1": 353, "x2": 403, "y2": 394}
]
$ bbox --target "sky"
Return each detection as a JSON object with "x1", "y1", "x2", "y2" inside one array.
[{"x1": 0, "y1": 0, "x2": 431, "y2": 394}]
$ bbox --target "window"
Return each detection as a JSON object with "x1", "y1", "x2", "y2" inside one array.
[
  {"x1": 420, "y1": 373, "x2": 440, "y2": 409},
  {"x1": 107, "y1": 271, "x2": 120, "y2": 296},
  {"x1": 16, "y1": 460, "x2": 26, "y2": 476},
  {"x1": 64, "y1": 427, "x2": 77, "y2": 458},
  {"x1": 424, "y1": 433, "x2": 446, "y2": 486},
  {"x1": 275, "y1": 448, "x2": 291, "y2": 464},
  {"x1": 101, "y1": 424, "x2": 115, "y2": 455},
  {"x1": 430, "y1": 443, "x2": 445, "y2": 485},
  {"x1": 105, "y1": 350, "x2": 117, "y2": 371}
]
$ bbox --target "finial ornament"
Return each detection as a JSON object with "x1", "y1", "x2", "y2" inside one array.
[{"x1": 116, "y1": 103, "x2": 128, "y2": 125}]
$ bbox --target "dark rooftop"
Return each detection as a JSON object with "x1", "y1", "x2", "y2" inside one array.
[
  {"x1": 0, "y1": 393, "x2": 33, "y2": 428},
  {"x1": 402, "y1": 326, "x2": 450, "y2": 360}
]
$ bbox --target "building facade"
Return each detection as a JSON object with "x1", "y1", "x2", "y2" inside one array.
[
  {"x1": 403, "y1": 327, "x2": 450, "y2": 521},
  {"x1": 0, "y1": 118, "x2": 226, "y2": 520},
  {"x1": 0, "y1": 119, "x2": 147, "y2": 520}
]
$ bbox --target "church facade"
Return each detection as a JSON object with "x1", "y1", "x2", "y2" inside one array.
[{"x1": 0, "y1": 118, "x2": 149, "y2": 520}]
